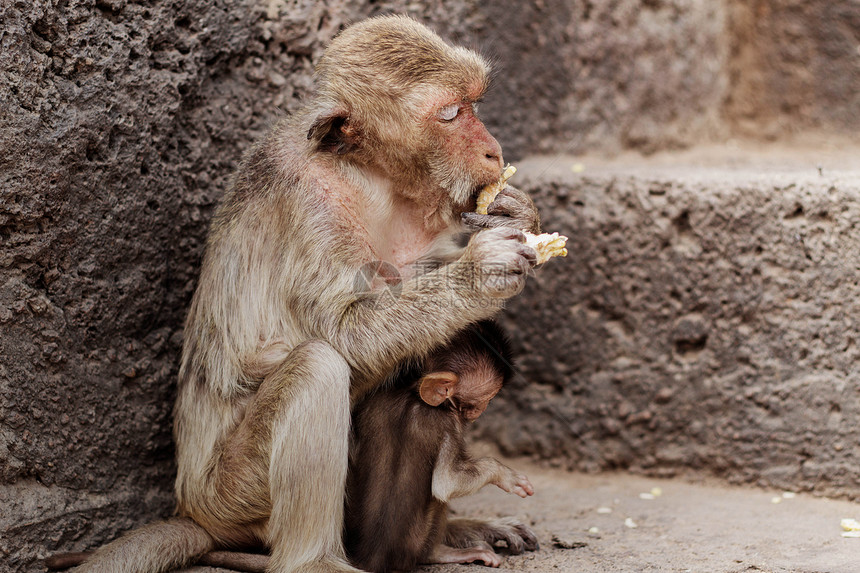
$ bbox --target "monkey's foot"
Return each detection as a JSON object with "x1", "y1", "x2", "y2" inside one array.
[
  {"x1": 445, "y1": 516, "x2": 540, "y2": 555},
  {"x1": 429, "y1": 544, "x2": 502, "y2": 568}
]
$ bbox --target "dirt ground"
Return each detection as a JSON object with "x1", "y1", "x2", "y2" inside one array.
[
  {"x1": 421, "y1": 448, "x2": 860, "y2": 573},
  {"x1": 178, "y1": 444, "x2": 860, "y2": 573}
]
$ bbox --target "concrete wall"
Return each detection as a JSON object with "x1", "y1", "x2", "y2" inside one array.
[{"x1": 2, "y1": 0, "x2": 859, "y2": 570}]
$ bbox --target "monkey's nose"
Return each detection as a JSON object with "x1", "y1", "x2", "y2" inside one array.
[{"x1": 482, "y1": 137, "x2": 504, "y2": 171}]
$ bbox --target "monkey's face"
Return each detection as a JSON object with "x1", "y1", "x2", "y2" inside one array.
[
  {"x1": 423, "y1": 95, "x2": 504, "y2": 209},
  {"x1": 311, "y1": 15, "x2": 501, "y2": 216}
]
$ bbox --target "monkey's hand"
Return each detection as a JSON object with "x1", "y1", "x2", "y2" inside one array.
[
  {"x1": 464, "y1": 184, "x2": 541, "y2": 234},
  {"x1": 494, "y1": 468, "x2": 535, "y2": 499},
  {"x1": 466, "y1": 165, "x2": 566, "y2": 264},
  {"x1": 462, "y1": 227, "x2": 537, "y2": 299}
]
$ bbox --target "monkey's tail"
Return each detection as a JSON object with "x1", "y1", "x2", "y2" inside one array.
[{"x1": 66, "y1": 517, "x2": 215, "y2": 573}]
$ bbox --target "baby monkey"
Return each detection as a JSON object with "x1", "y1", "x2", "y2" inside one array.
[{"x1": 345, "y1": 320, "x2": 536, "y2": 572}]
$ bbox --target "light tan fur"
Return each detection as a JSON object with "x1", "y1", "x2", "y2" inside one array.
[
  {"x1": 67, "y1": 518, "x2": 215, "y2": 573},
  {"x1": 70, "y1": 15, "x2": 540, "y2": 573}
]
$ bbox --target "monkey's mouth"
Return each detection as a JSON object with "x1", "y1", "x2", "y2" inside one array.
[
  {"x1": 461, "y1": 190, "x2": 479, "y2": 213},
  {"x1": 449, "y1": 186, "x2": 480, "y2": 217}
]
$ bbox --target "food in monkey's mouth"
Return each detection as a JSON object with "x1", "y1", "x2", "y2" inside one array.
[
  {"x1": 476, "y1": 164, "x2": 518, "y2": 215},
  {"x1": 476, "y1": 164, "x2": 568, "y2": 265}
]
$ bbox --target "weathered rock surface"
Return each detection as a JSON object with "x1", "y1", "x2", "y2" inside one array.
[
  {"x1": 480, "y1": 151, "x2": 860, "y2": 499},
  {"x1": 726, "y1": 0, "x2": 860, "y2": 138}
]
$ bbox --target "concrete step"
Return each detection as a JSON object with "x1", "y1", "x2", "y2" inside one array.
[{"x1": 478, "y1": 145, "x2": 860, "y2": 499}]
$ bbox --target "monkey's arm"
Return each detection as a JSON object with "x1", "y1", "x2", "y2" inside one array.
[
  {"x1": 431, "y1": 434, "x2": 534, "y2": 503},
  {"x1": 327, "y1": 227, "x2": 536, "y2": 397}
]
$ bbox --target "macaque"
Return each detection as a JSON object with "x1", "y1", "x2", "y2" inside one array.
[
  {"x1": 67, "y1": 15, "x2": 540, "y2": 573},
  {"x1": 345, "y1": 320, "x2": 537, "y2": 573}
]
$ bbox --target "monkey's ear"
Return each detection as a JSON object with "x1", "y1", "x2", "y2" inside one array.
[
  {"x1": 307, "y1": 107, "x2": 361, "y2": 155},
  {"x1": 418, "y1": 371, "x2": 458, "y2": 407}
]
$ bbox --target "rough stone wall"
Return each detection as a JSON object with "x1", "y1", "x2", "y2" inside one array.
[
  {"x1": 479, "y1": 159, "x2": 860, "y2": 500},
  {"x1": 726, "y1": 0, "x2": 860, "y2": 138},
  {"x1": 547, "y1": 0, "x2": 728, "y2": 154},
  {"x1": 473, "y1": 0, "x2": 730, "y2": 156}
]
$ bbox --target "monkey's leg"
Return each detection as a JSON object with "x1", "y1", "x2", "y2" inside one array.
[
  {"x1": 67, "y1": 518, "x2": 215, "y2": 573},
  {"x1": 226, "y1": 340, "x2": 362, "y2": 573},
  {"x1": 48, "y1": 550, "x2": 269, "y2": 573},
  {"x1": 427, "y1": 544, "x2": 501, "y2": 568},
  {"x1": 444, "y1": 517, "x2": 539, "y2": 556}
]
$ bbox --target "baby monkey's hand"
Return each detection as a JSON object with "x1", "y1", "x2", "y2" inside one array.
[{"x1": 495, "y1": 466, "x2": 535, "y2": 498}]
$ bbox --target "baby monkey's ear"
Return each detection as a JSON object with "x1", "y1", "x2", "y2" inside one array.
[{"x1": 418, "y1": 371, "x2": 459, "y2": 406}]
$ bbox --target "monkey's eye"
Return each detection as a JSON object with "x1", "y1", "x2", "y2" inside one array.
[{"x1": 438, "y1": 104, "x2": 460, "y2": 122}]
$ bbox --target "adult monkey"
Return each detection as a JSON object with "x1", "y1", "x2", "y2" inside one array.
[{"x1": 70, "y1": 14, "x2": 539, "y2": 573}]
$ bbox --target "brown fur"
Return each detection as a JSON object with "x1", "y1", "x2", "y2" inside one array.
[
  {"x1": 69, "y1": 15, "x2": 539, "y2": 573},
  {"x1": 345, "y1": 321, "x2": 535, "y2": 573}
]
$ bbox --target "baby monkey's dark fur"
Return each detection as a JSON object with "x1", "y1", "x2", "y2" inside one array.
[{"x1": 345, "y1": 321, "x2": 536, "y2": 572}]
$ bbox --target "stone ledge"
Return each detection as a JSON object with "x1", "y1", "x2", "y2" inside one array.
[{"x1": 479, "y1": 149, "x2": 860, "y2": 499}]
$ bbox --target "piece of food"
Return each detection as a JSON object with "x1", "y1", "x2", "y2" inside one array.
[
  {"x1": 476, "y1": 164, "x2": 517, "y2": 215},
  {"x1": 525, "y1": 232, "x2": 568, "y2": 265},
  {"x1": 841, "y1": 518, "x2": 860, "y2": 538},
  {"x1": 841, "y1": 518, "x2": 860, "y2": 537},
  {"x1": 476, "y1": 164, "x2": 568, "y2": 265}
]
